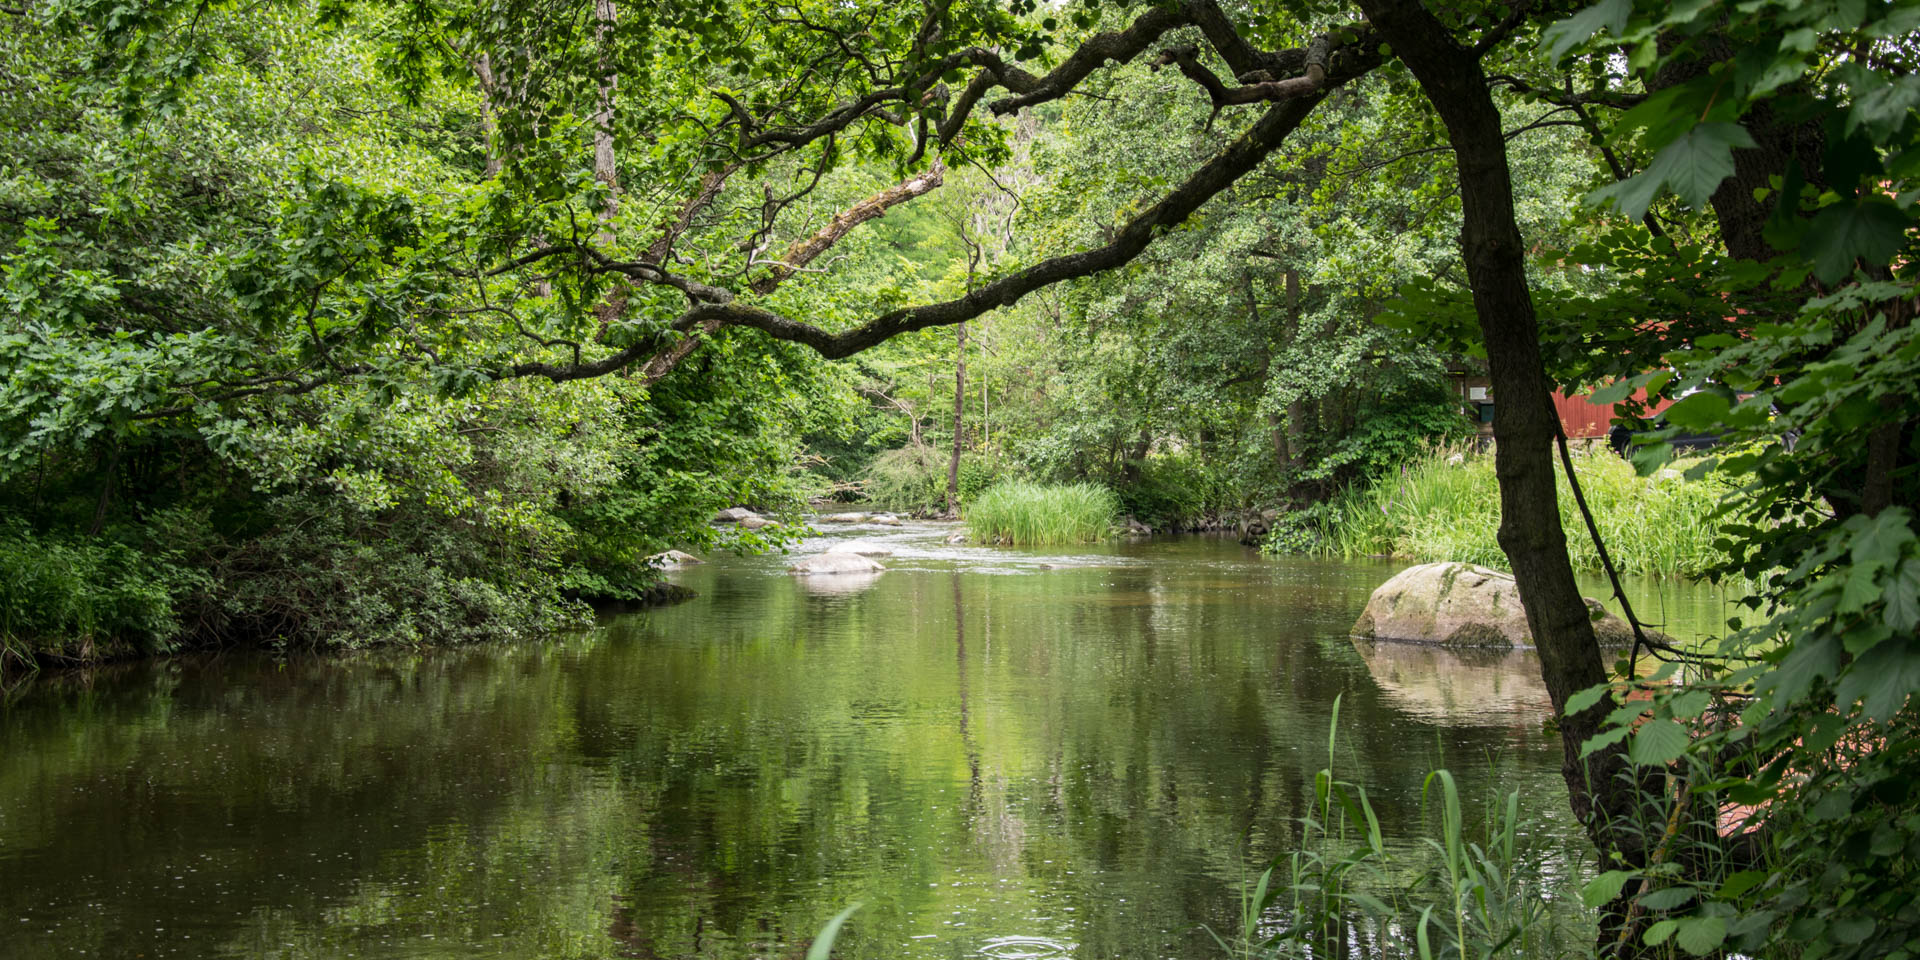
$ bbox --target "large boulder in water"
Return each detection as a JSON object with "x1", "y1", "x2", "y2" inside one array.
[
  {"x1": 714, "y1": 507, "x2": 759, "y2": 524},
  {"x1": 1352, "y1": 562, "x2": 1646, "y2": 649},
  {"x1": 646, "y1": 549, "x2": 703, "y2": 567},
  {"x1": 788, "y1": 554, "x2": 887, "y2": 576},
  {"x1": 819, "y1": 512, "x2": 869, "y2": 524}
]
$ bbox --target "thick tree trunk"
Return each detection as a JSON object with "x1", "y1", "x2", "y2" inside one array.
[
  {"x1": 1358, "y1": 0, "x2": 1644, "y2": 863},
  {"x1": 947, "y1": 322, "x2": 968, "y2": 517}
]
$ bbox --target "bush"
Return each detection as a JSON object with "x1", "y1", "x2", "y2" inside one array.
[
  {"x1": 0, "y1": 519, "x2": 205, "y2": 669},
  {"x1": 1119, "y1": 453, "x2": 1232, "y2": 527},
  {"x1": 965, "y1": 480, "x2": 1118, "y2": 545},
  {"x1": 863, "y1": 444, "x2": 999, "y2": 511},
  {"x1": 1269, "y1": 445, "x2": 1728, "y2": 578}
]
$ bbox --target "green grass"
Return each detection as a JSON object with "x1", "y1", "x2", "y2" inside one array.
[
  {"x1": 1293, "y1": 445, "x2": 1728, "y2": 579},
  {"x1": 1214, "y1": 695, "x2": 1596, "y2": 959},
  {"x1": 964, "y1": 480, "x2": 1119, "y2": 545}
]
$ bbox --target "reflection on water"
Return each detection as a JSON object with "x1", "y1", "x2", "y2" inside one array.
[
  {"x1": 1351, "y1": 640, "x2": 1553, "y2": 725},
  {"x1": 0, "y1": 524, "x2": 1729, "y2": 959}
]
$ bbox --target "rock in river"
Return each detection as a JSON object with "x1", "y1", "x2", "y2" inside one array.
[
  {"x1": 738, "y1": 516, "x2": 776, "y2": 531},
  {"x1": 713, "y1": 507, "x2": 759, "y2": 524},
  {"x1": 646, "y1": 549, "x2": 703, "y2": 567},
  {"x1": 819, "y1": 512, "x2": 869, "y2": 524},
  {"x1": 826, "y1": 539, "x2": 893, "y2": 557},
  {"x1": 1352, "y1": 561, "x2": 1647, "y2": 649},
  {"x1": 788, "y1": 554, "x2": 887, "y2": 576}
]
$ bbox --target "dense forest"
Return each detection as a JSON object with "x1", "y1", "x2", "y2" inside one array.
[{"x1": 2, "y1": 0, "x2": 1918, "y2": 956}]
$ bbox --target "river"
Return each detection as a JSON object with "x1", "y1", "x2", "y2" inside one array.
[{"x1": 0, "y1": 521, "x2": 1740, "y2": 959}]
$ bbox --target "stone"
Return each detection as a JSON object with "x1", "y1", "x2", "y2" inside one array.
[
  {"x1": 869, "y1": 514, "x2": 903, "y2": 526},
  {"x1": 827, "y1": 539, "x2": 893, "y2": 557},
  {"x1": 646, "y1": 549, "x2": 703, "y2": 567},
  {"x1": 788, "y1": 554, "x2": 887, "y2": 576},
  {"x1": 713, "y1": 507, "x2": 758, "y2": 523},
  {"x1": 739, "y1": 516, "x2": 776, "y2": 530},
  {"x1": 819, "y1": 512, "x2": 869, "y2": 524},
  {"x1": 1351, "y1": 561, "x2": 1648, "y2": 649}
]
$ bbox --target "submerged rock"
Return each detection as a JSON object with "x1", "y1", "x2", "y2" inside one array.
[
  {"x1": 819, "y1": 512, "x2": 869, "y2": 524},
  {"x1": 713, "y1": 507, "x2": 759, "y2": 524},
  {"x1": 646, "y1": 549, "x2": 703, "y2": 567},
  {"x1": 826, "y1": 539, "x2": 893, "y2": 557},
  {"x1": 1352, "y1": 561, "x2": 1649, "y2": 649},
  {"x1": 788, "y1": 554, "x2": 887, "y2": 576}
]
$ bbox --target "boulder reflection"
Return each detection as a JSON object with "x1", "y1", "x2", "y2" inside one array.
[{"x1": 1351, "y1": 638, "x2": 1553, "y2": 725}]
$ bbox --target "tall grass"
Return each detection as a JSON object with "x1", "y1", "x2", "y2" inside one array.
[
  {"x1": 965, "y1": 480, "x2": 1119, "y2": 545},
  {"x1": 1215, "y1": 695, "x2": 1595, "y2": 960},
  {"x1": 1299, "y1": 445, "x2": 1727, "y2": 578}
]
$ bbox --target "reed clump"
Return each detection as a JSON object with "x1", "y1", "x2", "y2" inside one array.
[
  {"x1": 964, "y1": 480, "x2": 1119, "y2": 545},
  {"x1": 1294, "y1": 445, "x2": 1727, "y2": 578}
]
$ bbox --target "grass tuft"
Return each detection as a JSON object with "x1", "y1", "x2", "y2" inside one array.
[
  {"x1": 1278, "y1": 445, "x2": 1728, "y2": 578},
  {"x1": 964, "y1": 480, "x2": 1118, "y2": 545}
]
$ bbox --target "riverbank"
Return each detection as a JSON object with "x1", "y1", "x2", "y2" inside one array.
[{"x1": 1267, "y1": 446, "x2": 1729, "y2": 579}]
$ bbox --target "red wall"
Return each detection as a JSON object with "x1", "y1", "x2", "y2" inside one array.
[{"x1": 1552, "y1": 388, "x2": 1673, "y2": 440}]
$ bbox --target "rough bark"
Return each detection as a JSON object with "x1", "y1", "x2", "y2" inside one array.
[
  {"x1": 748, "y1": 162, "x2": 944, "y2": 296},
  {"x1": 947, "y1": 322, "x2": 967, "y2": 517},
  {"x1": 1357, "y1": 0, "x2": 1642, "y2": 863}
]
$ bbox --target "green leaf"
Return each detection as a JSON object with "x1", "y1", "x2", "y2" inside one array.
[
  {"x1": 1542, "y1": 0, "x2": 1630, "y2": 60},
  {"x1": 1644, "y1": 918, "x2": 1679, "y2": 945},
  {"x1": 1887, "y1": 562, "x2": 1920, "y2": 632},
  {"x1": 1834, "y1": 641, "x2": 1920, "y2": 723},
  {"x1": 1675, "y1": 916, "x2": 1728, "y2": 956},
  {"x1": 1564, "y1": 682, "x2": 1611, "y2": 716},
  {"x1": 1582, "y1": 869, "x2": 1637, "y2": 909},
  {"x1": 1581, "y1": 724, "x2": 1633, "y2": 757},
  {"x1": 1629, "y1": 717, "x2": 1690, "y2": 766},
  {"x1": 1637, "y1": 885, "x2": 1697, "y2": 910},
  {"x1": 1599, "y1": 123, "x2": 1757, "y2": 217},
  {"x1": 1716, "y1": 870, "x2": 1769, "y2": 901},
  {"x1": 1662, "y1": 391, "x2": 1731, "y2": 430},
  {"x1": 806, "y1": 902, "x2": 863, "y2": 960},
  {"x1": 1801, "y1": 196, "x2": 1912, "y2": 284}
]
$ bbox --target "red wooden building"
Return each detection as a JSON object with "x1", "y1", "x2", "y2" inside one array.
[{"x1": 1448, "y1": 370, "x2": 1672, "y2": 441}]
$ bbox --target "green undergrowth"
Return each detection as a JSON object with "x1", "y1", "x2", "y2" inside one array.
[
  {"x1": 1214, "y1": 695, "x2": 1597, "y2": 959},
  {"x1": 964, "y1": 480, "x2": 1119, "y2": 545},
  {"x1": 1268, "y1": 446, "x2": 1729, "y2": 578}
]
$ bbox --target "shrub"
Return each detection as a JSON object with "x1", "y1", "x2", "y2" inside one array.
[
  {"x1": 1120, "y1": 453, "x2": 1232, "y2": 527},
  {"x1": 0, "y1": 519, "x2": 205, "y2": 669},
  {"x1": 863, "y1": 444, "x2": 1000, "y2": 511},
  {"x1": 965, "y1": 480, "x2": 1118, "y2": 545}
]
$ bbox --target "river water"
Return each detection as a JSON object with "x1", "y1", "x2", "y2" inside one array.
[{"x1": 0, "y1": 521, "x2": 1738, "y2": 959}]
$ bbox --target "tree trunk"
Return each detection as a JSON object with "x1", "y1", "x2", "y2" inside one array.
[
  {"x1": 947, "y1": 322, "x2": 967, "y2": 517},
  {"x1": 1358, "y1": 0, "x2": 1644, "y2": 865}
]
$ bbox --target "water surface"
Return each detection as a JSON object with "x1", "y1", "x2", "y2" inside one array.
[{"x1": 0, "y1": 523, "x2": 1734, "y2": 959}]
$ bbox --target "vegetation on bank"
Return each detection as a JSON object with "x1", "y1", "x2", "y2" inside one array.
[
  {"x1": 1267, "y1": 446, "x2": 1729, "y2": 579},
  {"x1": 964, "y1": 480, "x2": 1119, "y2": 545}
]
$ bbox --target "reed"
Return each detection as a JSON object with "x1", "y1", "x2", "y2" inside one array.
[
  {"x1": 1308, "y1": 445, "x2": 1728, "y2": 578},
  {"x1": 964, "y1": 480, "x2": 1119, "y2": 545},
  {"x1": 1215, "y1": 696, "x2": 1595, "y2": 960}
]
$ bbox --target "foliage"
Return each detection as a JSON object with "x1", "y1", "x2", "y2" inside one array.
[
  {"x1": 964, "y1": 480, "x2": 1118, "y2": 545},
  {"x1": 0, "y1": 518, "x2": 204, "y2": 669},
  {"x1": 862, "y1": 444, "x2": 1001, "y2": 513},
  {"x1": 1273, "y1": 446, "x2": 1730, "y2": 579}
]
